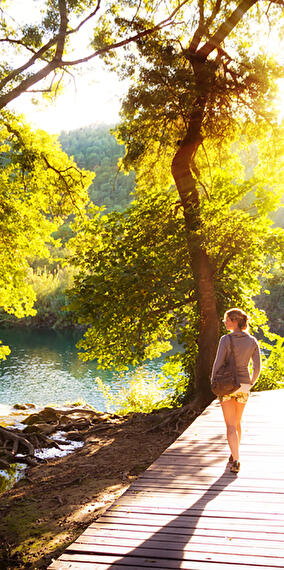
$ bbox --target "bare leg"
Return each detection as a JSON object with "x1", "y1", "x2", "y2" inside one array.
[
  {"x1": 221, "y1": 399, "x2": 246, "y2": 461},
  {"x1": 235, "y1": 400, "x2": 246, "y2": 446}
]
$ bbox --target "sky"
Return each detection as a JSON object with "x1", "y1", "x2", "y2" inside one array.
[
  {"x1": 5, "y1": 0, "x2": 127, "y2": 133},
  {"x1": 11, "y1": 64, "x2": 127, "y2": 133}
]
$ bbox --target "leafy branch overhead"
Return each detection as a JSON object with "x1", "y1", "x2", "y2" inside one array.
[
  {"x1": 1, "y1": 0, "x2": 283, "y2": 112},
  {"x1": 0, "y1": 113, "x2": 93, "y2": 330},
  {"x1": 0, "y1": 0, "x2": 195, "y2": 109}
]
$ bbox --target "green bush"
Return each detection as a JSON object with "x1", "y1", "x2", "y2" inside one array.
[
  {"x1": 0, "y1": 265, "x2": 77, "y2": 328},
  {"x1": 253, "y1": 337, "x2": 284, "y2": 392},
  {"x1": 95, "y1": 367, "x2": 171, "y2": 414}
]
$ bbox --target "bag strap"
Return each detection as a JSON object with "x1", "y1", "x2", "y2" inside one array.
[{"x1": 228, "y1": 335, "x2": 238, "y2": 376}]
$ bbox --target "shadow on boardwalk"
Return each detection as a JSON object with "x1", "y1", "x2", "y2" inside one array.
[{"x1": 107, "y1": 466, "x2": 236, "y2": 568}]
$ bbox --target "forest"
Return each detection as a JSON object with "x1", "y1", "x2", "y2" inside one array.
[{"x1": 59, "y1": 125, "x2": 135, "y2": 212}]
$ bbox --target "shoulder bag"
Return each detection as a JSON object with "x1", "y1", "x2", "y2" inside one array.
[{"x1": 211, "y1": 335, "x2": 241, "y2": 397}]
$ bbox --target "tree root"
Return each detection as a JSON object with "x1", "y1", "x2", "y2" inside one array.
[
  {"x1": 23, "y1": 407, "x2": 111, "y2": 427},
  {"x1": 0, "y1": 405, "x2": 121, "y2": 471},
  {"x1": 0, "y1": 425, "x2": 36, "y2": 470},
  {"x1": 146, "y1": 395, "x2": 212, "y2": 434},
  {"x1": 0, "y1": 456, "x2": 10, "y2": 469},
  {"x1": 0, "y1": 426, "x2": 34, "y2": 456}
]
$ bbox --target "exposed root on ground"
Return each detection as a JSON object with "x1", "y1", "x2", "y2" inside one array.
[
  {"x1": 0, "y1": 426, "x2": 35, "y2": 469},
  {"x1": 0, "y1": 399, "x2": 213, "y2": 470},
  {"x1": 0, "y1": 406, "x2": 126, "y2": 469},
  {"x1": 146, "y1": 395, "x2": 213, "y2": 434}
]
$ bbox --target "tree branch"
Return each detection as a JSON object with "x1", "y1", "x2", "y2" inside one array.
[
  {"x1": 0, "y1": 1, "x2": 102, "y2": 92},
  {"x1": 206, "y1": 0, "x2": 222, "y2": 28},
  {"x1": 41, "y1": 154, "x2": 86, "y2": 212},
  {"x1": 61, "y1": 0, "x2": 192, "y2": 66},
  {"x1": 68, "y1": 0, "x2": 101, "y2": 34},
  {"x1": 0, "y1": 61, "x2": 60, "y2": 109},
  {"x1": 201, "y1": 142, "x2": 213, "y2": 192},
  {"x1": 0, "y1": 36, "x2": 58, "y2": 93},
  {"x1": 217, "y1": 252, "x2": 235, "y2": 274},
  {"x1": 191, "y1": 160, "x2": 210, "y2": 199},
  {"x1": 54, "y1": 0, "x2": 68, "y2": 62},
  {"x1": 188, "y1": 0, "x2": 205, "y2": 54},
  {"x1": 0, "y1": 0, "x2": 191, "y2": 111},
  {"x1": 198, "y1": 0, "x2": 257, "y2": 60}
]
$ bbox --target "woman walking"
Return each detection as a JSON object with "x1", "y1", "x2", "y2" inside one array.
[{"x1": 211, "y1": 308, "x2": 261, "y2": 473}]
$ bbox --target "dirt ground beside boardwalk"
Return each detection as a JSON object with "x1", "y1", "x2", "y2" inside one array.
[{"x1": 0, "y1": 407, "x2": 199, "y2": 569}]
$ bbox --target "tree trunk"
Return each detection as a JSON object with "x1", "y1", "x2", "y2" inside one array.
[
  {"x1": 169, "y1": 0, "x2": 262, "y2": 401},
  {"x1": 171, "y1": 140, "x2": 219, "y2": 404}
]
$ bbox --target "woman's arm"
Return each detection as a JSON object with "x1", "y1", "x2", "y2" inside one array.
[
  {"x1": 211, "y1": 336, "x2": 228, "y2": 380},
  {"x1": 250, "y1": 340, "x2": 261, "y2": 384}
]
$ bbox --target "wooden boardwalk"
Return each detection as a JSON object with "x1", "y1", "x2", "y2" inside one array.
[{"x1": 49, "y1": 389, "x2": 284, "y2": 569}]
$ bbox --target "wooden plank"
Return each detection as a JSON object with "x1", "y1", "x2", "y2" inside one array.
[
  {"x1": 91, "y1": 513, "x2": 284, "y2": 531},
  {"x1": 82, "y1": 524, "x2": 284, "y2": 544},
  {"x1": 49, "y1": 553, "x2": 280, "y2": 570},
  {"x1": 127, "y1": 486, "x2": 284, "y2": 501},
  {"x1": 74, "y1": 531, "x2": 284, "y2": 552},
  {"x1": 95, "y1": 514, "x2": 284, "y2": 534},
  {"x1": 139, "y1": 476, "x2": 284, "y2": 490},
  {"x1": 132, "y1": 480, "x2": 284, "y2": 493},
  {"x1": 111, "y1": 497, "x2": 284, "y2": 516},
  {"x1": 152, "y1": 458, "x2": 284, "y2": 471},
  {"x1": 161, "y1": 452, "x2": 283, "y2": 459},
  {"x1": 60, "y1": 543, "x2": 284, "y2": 567},
  {"x1": 145, "y1": 465, "x2": 284, "y2": 480},
  {"x1": 109, "y1": 501, "x2": 284, "y2": 515}
]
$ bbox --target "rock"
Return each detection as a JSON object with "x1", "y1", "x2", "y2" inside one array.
[
  {"x1": 23, "y1": 407, "x2": 59, "y2": 425},
  {"x1": 23, "y1": 423, "x2": 57, "y2": 436},
  {"x1": 22, "y1": 425, "x2": 43, "y2": 434},
  {"x1": 13, "y1": 403, "x2": 36, "y2": 410}
]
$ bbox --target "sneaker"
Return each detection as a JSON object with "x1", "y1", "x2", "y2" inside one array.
[
  {"x1": 228, "y1": 454, "x2": 233, "y2": 463},
  {"x1": 230, "y1": 460, "x2": 240, "y2": 473}
]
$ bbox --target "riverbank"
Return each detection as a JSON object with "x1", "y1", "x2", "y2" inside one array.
[{"x1": 0, "y1": 405, "x2": 199, "y2": 569}]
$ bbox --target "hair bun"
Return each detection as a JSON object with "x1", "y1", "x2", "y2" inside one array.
[{"x1": 225, "y1": 308, "x2": 249, "y2": 330}]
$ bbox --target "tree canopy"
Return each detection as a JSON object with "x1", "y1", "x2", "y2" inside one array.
[
  {"x1": 68, "y1": 134, "x2": 284, "y2": 399},
  {"x1": 67, "y1": 0, "x2": 284, "y2": 404},
  {"x1": 0, "y1": 111, "x2": 93, "y2": 357}
]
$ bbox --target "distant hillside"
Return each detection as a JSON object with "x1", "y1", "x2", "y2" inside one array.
[{"x1": 59, "y1": 125, "x2": 135, "y2": 212}]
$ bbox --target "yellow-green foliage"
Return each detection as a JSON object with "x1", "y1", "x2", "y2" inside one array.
[
  {"x1": 0, "y1": 111, "x2": 93, "y2": 347},
  {"x1": 253, "y1": 338, "x2": 284, "y2": 392},
  {"x1": 28, "y1": 265, "x2": 76, "y2": 304},
  {"x1": 95, "y1": 367, "x2": 170, "y2": 414},
  {"x1": 0, "y1": 341, "x2": 10, "y2": 360}
]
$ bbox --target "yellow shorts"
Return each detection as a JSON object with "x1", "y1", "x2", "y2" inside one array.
[{"x1": 219, "y1": 392, "x2": 249, "y2": 404}]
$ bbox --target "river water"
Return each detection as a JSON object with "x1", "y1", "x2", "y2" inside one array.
[
  {"x1": 0, "y1": 327, "x2": 175, "y2": 492},
  {"x1": 0, "y1": 327, "x2": 172, "y2": 492},
  {"x1": 0, "y1": 327, "x2": 165, "y2": 414}
]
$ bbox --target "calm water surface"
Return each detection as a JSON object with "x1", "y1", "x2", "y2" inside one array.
[{"x1": 0, "y1": 327, "x2": 163, "y2": 413}]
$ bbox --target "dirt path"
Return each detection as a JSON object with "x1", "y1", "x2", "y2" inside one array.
[{"x1": 0, "y1": 408, "x2": 197, "y2": 569}]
